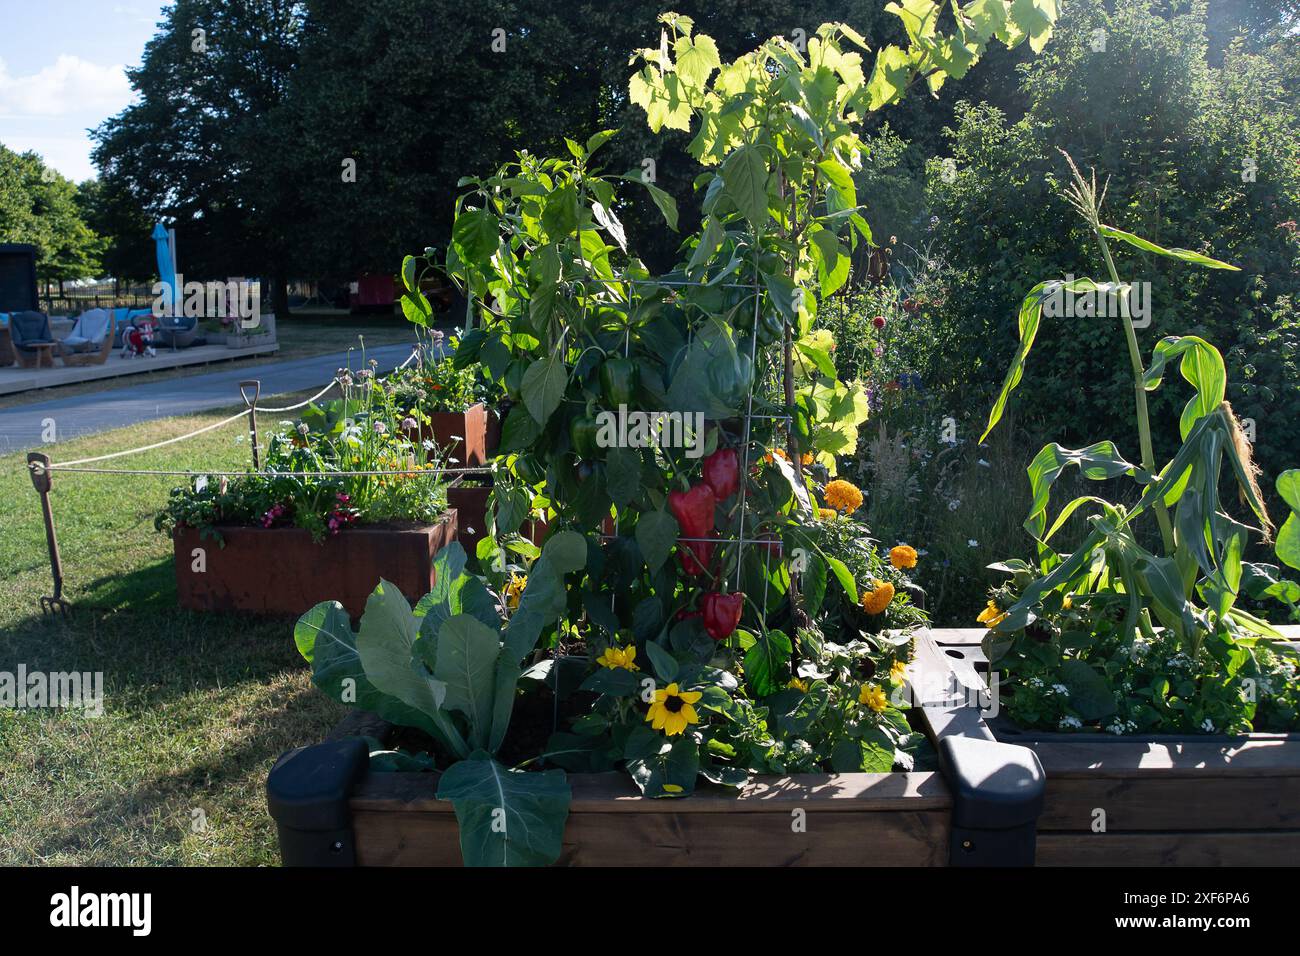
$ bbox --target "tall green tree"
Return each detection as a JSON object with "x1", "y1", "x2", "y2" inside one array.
[
  {"x1": 92, "y1": 0, "x2": 305, "y2": 313},
  {"x1": 0, "y1": 145, "x2": 105, "y2": 292}
]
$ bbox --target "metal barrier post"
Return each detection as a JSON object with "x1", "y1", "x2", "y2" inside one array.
[
  {"x1": 239, "y1": 380, "x2": 262, "y2": 470},
  {"x1": 27, "y1": 452, "x2": 69, "y2": 617}
]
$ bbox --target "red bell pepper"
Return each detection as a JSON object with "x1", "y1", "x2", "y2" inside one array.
[
  {"x1": 702, "y1": 591, "x2": 744, "y2": 641},
  {"x1": 676, "y1": 534, "x2": 715, "y2": 576},
  {"x1": 668, "y1": 482, "x2": 716, "y2": 537},
  {"x1": 702, "y1": 447, "x2": 740, "y2": 500}
]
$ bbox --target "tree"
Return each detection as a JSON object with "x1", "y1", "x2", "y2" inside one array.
[
  {"x1": 92, "y1": 0, "x2": 306, "y2": 314},
  {"x1": 0, "y1": 144, "x2": 105, "y2": 292}
]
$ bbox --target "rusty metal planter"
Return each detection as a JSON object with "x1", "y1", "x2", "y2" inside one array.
[
  {"x1": 421, "y1": 402, "x2": 487, "y2": 467},
  {"x1": 173, "y1": 512, "x2": 457, "y2": 618}
]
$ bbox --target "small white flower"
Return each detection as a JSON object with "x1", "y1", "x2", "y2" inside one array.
[
  {"x1": 791, "y1": 739, "x2": 813, "y2": 758},
  {"x1": 948, "y1": 499, "x2": 961, "y2": 511},
  {"x1": 422, "y1": 439, "x2": 435, "y2": 451},
  {"x1": 967, "y1": 539, "x2": 979, "y2": 548},
  {"x1": 1051, "y1": 684, "x2": 1069, "y2": 696},
  {"x1": 1201, "y1": 718, "x2": 1216, "y2": 733},
  {"x1": 1059, "y1": 716, "x2": 1082, "y2": 729}
]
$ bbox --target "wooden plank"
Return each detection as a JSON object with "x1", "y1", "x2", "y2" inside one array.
[
  {"x1": 350, "y1": 770, "x2": 951, "y2": 814},
  {"x1": 1037, "y1": 830, "x2": 1300, "y2": 866},
  {"x1": 353, "y1": 807, "x2": 951, "y2": 866},
  {"x1": 1038, "y1": 776, "x2": 1300, "y2": 831},
  {"x1": 1024, "y1": 738, "x2": 1300, "y2": 777}
]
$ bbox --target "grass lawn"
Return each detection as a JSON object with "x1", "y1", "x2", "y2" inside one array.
[
  {"x1": 0, "y1": 313, "x2": 422, "y2": 411},
  {"x1": 0, "y1": 391, "x2": 344, "y2": 865}
]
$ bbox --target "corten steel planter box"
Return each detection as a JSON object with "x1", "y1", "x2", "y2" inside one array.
[
  {"x1": 173, "y1": 512, "x2": 457, "y2": 619},
  {"x1": 918, "y1": 627, "x2": 1300, "y2": 866},
  {"x1": 408, "y1": 402, "x2": 487, "y2": 468},
  {"x1": 266, "y1": 649, "x2": 1049, "y2": 867},
  {"x1": 445, "y1": 483, "x2": 490, "y2": 553}
]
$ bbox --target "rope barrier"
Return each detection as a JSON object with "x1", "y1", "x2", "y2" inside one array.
[
  {"x1": 39, "y1": 465, "x2": 495, "y2": 478},
  {"x1": 41, "y1": 345, "x2": 426, "y2": 471}
]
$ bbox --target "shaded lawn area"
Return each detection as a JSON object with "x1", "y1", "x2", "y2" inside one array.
[{"x1": 0, "y1": 393, "x2": 344, "y2": 865}]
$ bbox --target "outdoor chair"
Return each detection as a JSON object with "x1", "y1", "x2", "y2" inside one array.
[
  {"x1": 9, "y1": 310, "x2": 56, "y2": 368},
  {"x1": 57, "y1": 308, "x2": 116, "y2": 366}
]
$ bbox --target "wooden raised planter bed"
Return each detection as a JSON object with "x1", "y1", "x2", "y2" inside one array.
[
  {"x1": 916, "y1": 627, "x2": 1300, "y2": 866},
  {"x1": 173, "y1": 512, "x2": 457, "y2": 619},
  {"x1": 266, "y1": 651, "x2": 1050, "y2": 867}
]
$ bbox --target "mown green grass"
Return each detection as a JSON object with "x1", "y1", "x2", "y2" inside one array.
[{"x1": 0, "y1": 393, "x2": 343, "y2": 865}]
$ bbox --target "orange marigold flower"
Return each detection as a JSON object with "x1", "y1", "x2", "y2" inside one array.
[
  {"x1": 800, "y1": 452, "x2": 814, "y2": 466},
  {"x1": 889, "y1": 545, "x2": 918, "y2": 570},
  {"x1": 816, "y1": 507, "x2": 837, "y2": 521},
  {"x1": 824, "y1": 479, "x2": 863, "y2": 514},
  {"x1": 861, "y1": 580, "x2": 895, "y2": 615}
]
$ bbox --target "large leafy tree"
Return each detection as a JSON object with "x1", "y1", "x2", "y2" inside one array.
[
  {"x1": 91, "y1": 0, "x2": 306, "y2": 313},
  {"x1": 0, "y1": 145, "x2": 105, "y2": 292}
]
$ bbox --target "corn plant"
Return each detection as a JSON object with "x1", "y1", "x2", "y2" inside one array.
[{"x1": 980, "y1": 152, "x2": 1298, "y2": 731}]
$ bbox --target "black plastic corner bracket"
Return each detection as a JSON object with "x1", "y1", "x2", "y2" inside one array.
[
  {"x1": 939, "y1": 732, "x2": 1045, "y2": 867},
  {"x1": 266, "y1": 737, "x2": 369, "y2": 866}
]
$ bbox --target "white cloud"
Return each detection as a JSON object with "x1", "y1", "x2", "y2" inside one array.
[{"x1": 0, "y1": 54, "x2": 134, "y2": 118}]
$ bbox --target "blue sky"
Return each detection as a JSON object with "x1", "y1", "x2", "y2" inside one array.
[{"x1": 0, "y1": 0, "x2": 167, "y2": 181}]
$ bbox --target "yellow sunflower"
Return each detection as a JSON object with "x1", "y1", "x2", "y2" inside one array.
[
  {"x1": 786, "y1": 677, "x2": 810, "y2": 693},
  {"x1": 890, "y1": 659, "x2": 908, "y2": 683},
  {"x1": 889, "y1": 544, "x2": 918, "y2": 570},
  {"x1": 503, "y1": 573, "x2": 527, "y2": 611},
  {"x1": 645, "y1": 682, "x2": 702, "y2": 736},
  {"x1": 977, "y1": 600, "x2": 1008, "y2": 628},
  {"x1": 859, "y1": 683, "x2": 888, "y2": 713},
  {"x1": 824, "y1": 479, "x2": 863, "y2": 514},
  {"x1": 595, "y1": 645, "x2": 639, "y2": 672},
  {"x1": 860, "y1": 580, "x2": 895, "y2": 615}
]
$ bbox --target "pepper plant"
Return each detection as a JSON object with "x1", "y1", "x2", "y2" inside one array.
[
  {"x1": 980, "y1": 154, "x2": 1300, "y2": 734},
  {"x1": 302, "y1": 4, "x2": 1063, "y2": 865}
]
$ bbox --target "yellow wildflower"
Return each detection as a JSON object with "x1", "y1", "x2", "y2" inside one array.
[
  {"x1": 787, "y1": 677, "x2": 810, "y2": 693},
  {"x1": 859, "y1": 683, "x2": 888, "y2": 713},
  {"x1": 890, "y1": 659, "x2": 908, "y2": 683},
  {"x1": 824, "y1": 479, "x2": 863, "y2": 514},
  {"x1": 977, "y1": 600, "x2": 1008, "y2": 629},
  {"x1": 504, "y1": 573, "x2": 527, "y2": 610},
  {"x1": 889, "y1": 544, "x2": 918, "y2": 570},
  {"x1": 861, "y1": 580, "x2": 895, "y2": 615},
  {"x1": 645, "y1": 682, "x2": 702, "y2": 736},
  {"x1": 595, "y1": 645, "x2": 639, "y2": 672}
]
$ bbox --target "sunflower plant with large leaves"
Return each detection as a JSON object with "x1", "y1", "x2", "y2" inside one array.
[{"x1": 979, "y1": 155, "x2": 1300, "y2": 734}]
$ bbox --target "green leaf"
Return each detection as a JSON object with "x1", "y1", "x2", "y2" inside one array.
[
  {"x1": 541, "y1": 184, "x2": 580, "y2": 238},
  {"x1": 499, "y1": 404, "x2": 542, "y2": 453},
  {"x1": 521, "y1": 354, "x2": 567, "y2": 425},
  {"x1": 1098, "y1": 224, "x2": 1239, "y2": 270},
  {"x1": 451, "y1": 209, "x2": 499, "y2": 268},
  {"x1": 1142, "y1": 336, "x2": 1227, "y2": 439},
  {"x1": 1023, "y1": 441, "x2": 1142, "y2": 541},
  {"x1": 436, "y1": 752, "x2": 570, "y2": 866},
  {"x1": 606, "y1": 446, "x2": 642, "y2": 506},
  {"x1": 294, "y1": 600, "x2": 441, "y2": 740},
  {"x1": 981, "y1": 278, "x2": 1111, "y2": 442},
  {"x1": 502, "y1": 556, "x2": 566, "y2": 663},
  {"x1": 802, "y1": 552, "x2": 828, "y2": 615},
  {"x1": 1059, "y1": 659, "x2": 1117, "y2": 720},
  {"x1": 624, "y1": 726, "x2": 699, "y2": 798},
  {"x1": 433, "y1": 614, "x2": 502, "y2": 751},
  {"x1": 744, "y1": 629, "x2": 793, "y2": 696},
  {"x1": 624, "y1": 174, "x2": 678, "y2": 230},
  {"x1": 644, "y1": 641, "x2": 679, "y2": 682},
  {"x1": 542, "y1": 529, "x2": 588, "y2": 573},
  {"x1": 636, "y1": 509, "x2": 679, "y2": 573},
  {"x1": 824, "y1": 554, "x2": 857, "y2": 600},
  {"x1": 721, "y1": 145, "x2": 769, "y2": 227}
]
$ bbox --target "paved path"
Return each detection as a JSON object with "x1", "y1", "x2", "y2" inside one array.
[{"x1": 0, "y1": 343, "x2": 416, "y2": 454}]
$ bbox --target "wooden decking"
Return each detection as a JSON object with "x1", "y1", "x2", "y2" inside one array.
[{"x1": 0, "y1": 341, "x2": 279, "y2": 396}]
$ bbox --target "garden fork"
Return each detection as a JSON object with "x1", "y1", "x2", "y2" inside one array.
[{"x1": 27, "y1": 452, "x2": 70, "y2": 617}]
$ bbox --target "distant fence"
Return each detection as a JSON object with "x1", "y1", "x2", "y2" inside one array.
[{"x1": 42, "y1": 293, "x2": 155, "y2": 315}]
